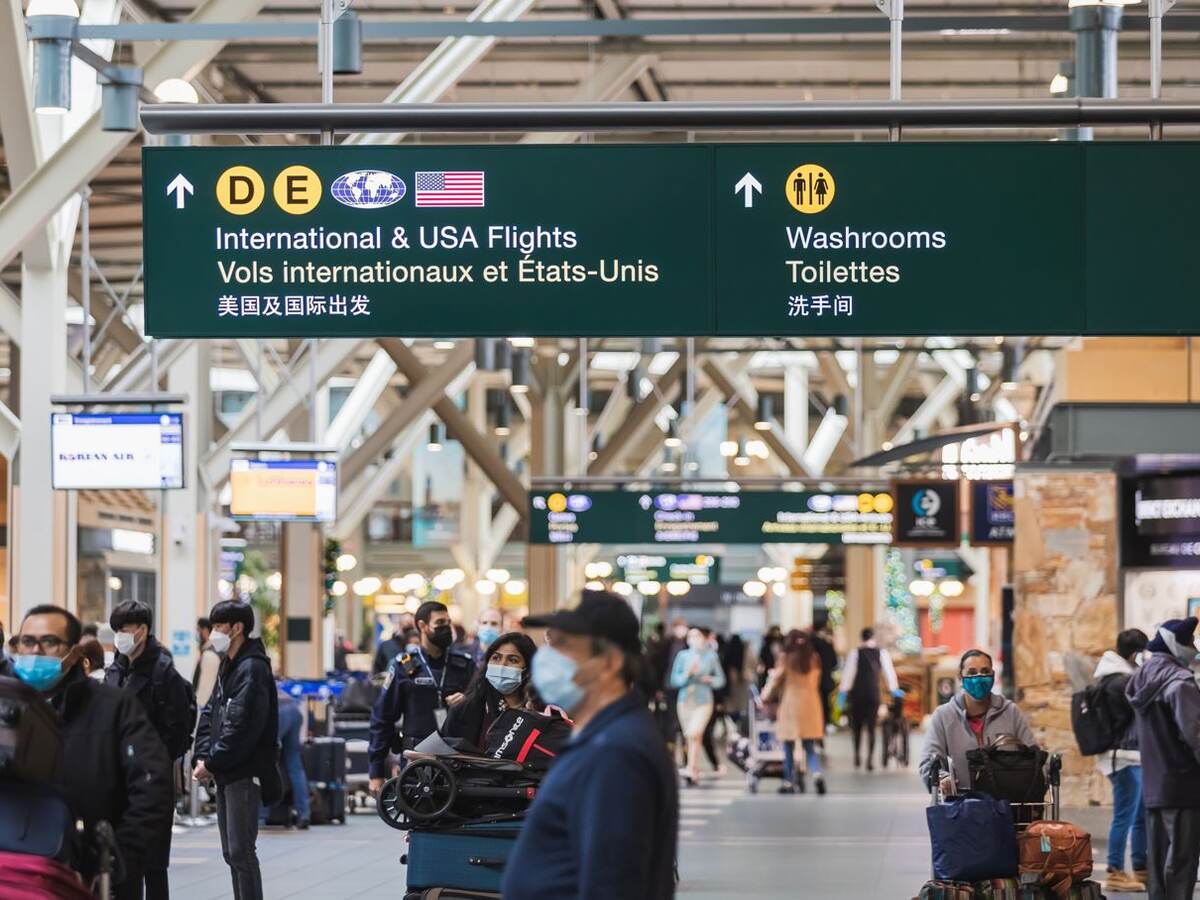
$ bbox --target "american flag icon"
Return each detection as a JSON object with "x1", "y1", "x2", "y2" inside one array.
[{"x1": 414, "y1": 171, "x2": 486, "y2": 207}]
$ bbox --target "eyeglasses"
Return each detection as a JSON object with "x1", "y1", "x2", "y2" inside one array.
[{"x1": 13, "y1": 635, "x2": 71, "y2": 652}]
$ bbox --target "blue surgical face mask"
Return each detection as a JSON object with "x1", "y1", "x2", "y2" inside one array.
[
  {"x1": 486, "y1": 663, "x2": 524, "y2": 696},
  {"x1": 477, "y1": 626, "x2": 500, "y2": 649},
  {"x1": 14, "y1": 654, "x2": 65, "y2": 692},
  {"x1": 531, "y1": 644, "x2": 585, "y2": 712},
  {"x1": 962, "y1": 675, "x2": 995, "y2": 701}
]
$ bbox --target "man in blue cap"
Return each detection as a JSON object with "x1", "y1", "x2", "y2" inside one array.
[
  {"x1": 503, "y1": 589, "x2": 678, "y2": 899},
  {"x1": 1127, "y1": 616, "x2": 1200, "y2": 899}
]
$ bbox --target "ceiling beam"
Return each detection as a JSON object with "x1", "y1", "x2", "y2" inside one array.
[{"x1": 0, "y1": 0, "x2": 271, "y2": 272}]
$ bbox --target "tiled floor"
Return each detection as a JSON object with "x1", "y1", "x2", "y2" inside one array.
[{"x1": 167, "y1": 731, "x2": 1187, "y2": 898}]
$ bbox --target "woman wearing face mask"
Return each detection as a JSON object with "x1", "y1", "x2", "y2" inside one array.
[
  {"x1": 918, "y1": 648, "x2": 1035, "y2": 796},
  {"x1": 671, "y1": 626, "x2": 727, "y2": 786},
  {"x1": 444, "y1": 631, "x2": 559, "y2": 751}
]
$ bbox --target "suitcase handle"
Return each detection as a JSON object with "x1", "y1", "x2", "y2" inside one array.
[{"x1": 467, "y1": 857, "x2": 507, "y2": 869}]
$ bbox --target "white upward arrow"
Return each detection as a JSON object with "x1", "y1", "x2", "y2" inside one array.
[
  {"x1": 166, "y1": 173, "x2": 194, "y2": 209},
  {"x1": 734, "y1": 172, "x2": 762, "y2": 208}
]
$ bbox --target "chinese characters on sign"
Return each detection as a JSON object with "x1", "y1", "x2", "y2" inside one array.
[
  {"x1": 787, "y1": 294, "x2": 854, "y2": 318},
  {"x1": 216, "y1": 294, "x2": 371, "y2": 318}
]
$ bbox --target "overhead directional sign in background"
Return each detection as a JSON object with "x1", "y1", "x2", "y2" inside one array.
[{"x1": 142, "y1": 143, "x2": 1200, "y2": 337}]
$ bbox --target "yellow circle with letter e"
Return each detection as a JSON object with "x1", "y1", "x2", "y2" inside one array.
[
  {"x1": 785, "y1": 164, "x2": 835, "y2": 214},
  {"x1": 215, "y1": 166, "x2": 265, "y2": 215},
  {"x1": 273, "y1": 165, "x2": 322, "y2": 215},
  {"x1": 547, "y1": 493, "x2": 568, "y2": 513}
]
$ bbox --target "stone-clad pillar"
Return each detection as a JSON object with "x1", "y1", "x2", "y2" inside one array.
[{"x1": 1013, "y1": 467, "x2": 1118, "y2": 805}]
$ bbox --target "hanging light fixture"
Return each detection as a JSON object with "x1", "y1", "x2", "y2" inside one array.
[
  {"x1": 332, "y1": 9, "x2": 363, "y2": 74},
  {"x1": 665, "y1": 418, "x2": 682, "y2": 448},
  {"x1": 754, "y1": 395, "x2": 773, "y2": 431},
  {"x1": 510, "y1": 348, "x2": 530, "y2": 394},
  {"x1": 27, "y1": 0, "x2": 79, "y2": 114},
  {"x1": 734, "y1": 439, "x2": 751, "y2": 467},
  {"x1": 494, "y1": 396, "x2": 512, "y2": 437},
  {"x1": 99, "y1": 66, "x2": 143, "y2": 132},
  {"x1": 154, "y1": 78, "x2": 199, "y2": 146},
  {"x1": 427, "y1": 422, "x2": 445, "y2": 452},
  {"x1": 474, "y1": 338, "x2": 496, "y2": 371}
]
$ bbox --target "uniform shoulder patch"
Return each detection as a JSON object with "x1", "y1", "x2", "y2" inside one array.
[{"x1": 383, "y1": 667, "x2": 395, "y2": 690}]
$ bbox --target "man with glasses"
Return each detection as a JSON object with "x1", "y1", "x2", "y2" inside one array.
[
  {"x1": 918, "y1": 648, "x2": 1035, "y2": 795},
  {"x1": 10, "y1": 604, "x2": 172, "y2": 898}
]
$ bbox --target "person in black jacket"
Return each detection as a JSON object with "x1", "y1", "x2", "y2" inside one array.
[
  {"x1": 12, "y1": 604, "x2": 172, "y2": 898},
  {"x1": 192, "y1": 601, "x2": 279, "y2": 900},
  {"x1": 104, "y1": 600, "x2": 197, "y2": 900}
]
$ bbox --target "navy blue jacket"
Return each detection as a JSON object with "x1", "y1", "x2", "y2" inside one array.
[
  {"x1": 501, "y1": 691, "x2": 678, "y2": 900},
  {"x1": 368, "y1": 644, "x2": 474, "y2": 778},
  {"x1": 1127, "y1": 651, "x2": 1200, "y2": 808}
]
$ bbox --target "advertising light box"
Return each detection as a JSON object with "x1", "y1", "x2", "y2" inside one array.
[
  {"x1": 52, "y1": 413, "x2": 184, "y2": 490},
  {"x1": 229, "y1": 459, "x2": 337, "y2": 522},
  {"x1": 528, "y1": 489, "x2": 894, "y2": 545},
  {"x1": 1122, "y1": 474, "x2": 1200, "y2": 568}
]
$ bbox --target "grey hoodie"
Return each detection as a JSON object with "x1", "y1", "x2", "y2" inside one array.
[
  {"x1": 1126, "y1": 651, "x2": 1200, "y2": 808},
  {"x1": 919, "y1": 692, "x2": 1036, "y2": 791}
]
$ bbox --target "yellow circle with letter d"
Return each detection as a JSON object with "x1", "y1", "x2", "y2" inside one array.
[
  {"x1": 785, "y1": 164, "x2": 835, "y2": 214},
  {"x1": 215, "y1": 166, "x2": 265, "y2": 215},
  {"x1": 273, "y1": 165, "x2": 322, "y2": 215}
]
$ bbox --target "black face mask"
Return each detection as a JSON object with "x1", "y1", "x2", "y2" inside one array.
[{"x1": 429, "y1": 624, "x2": 454, "y2": 649}]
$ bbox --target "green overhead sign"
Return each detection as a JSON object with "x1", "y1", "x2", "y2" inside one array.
[
  {"x1": 142, "y1": 143, "x2": 1200, "y2": 338},
  {"x1": 528, "y1": 488, "x2": 895, "y2": 545}
]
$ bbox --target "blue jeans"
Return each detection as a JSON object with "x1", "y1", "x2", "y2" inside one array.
[
  {"x1": 261, "y1": 702, "x2": 310, "y2": 822},
  {"x1": 1108, "y1": 764, "x2": 1147, "y2": 871},
  {"x1": 782, "y1": 739, "x2": 821, "y2": 784}
]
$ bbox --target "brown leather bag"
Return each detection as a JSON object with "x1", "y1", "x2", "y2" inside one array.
[{"x1": 1017, "y1": 820, "x2": 1093, "y2": 899}]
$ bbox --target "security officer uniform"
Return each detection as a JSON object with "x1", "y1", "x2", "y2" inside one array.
[{"x1": 368, "y1": 644, "x2": 475, "y2": 780}]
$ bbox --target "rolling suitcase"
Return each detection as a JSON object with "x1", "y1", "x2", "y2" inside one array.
[
  {"x1": 404, "y1": 821, "x2": 523, "y2": 893},
  {"x1": 973, "y1": 877, "x2": 1020, "y2": 899},
  {"x1": 917, "y1": 881, "x2": 975, "y2": 900},
  {"x1": 303, "y1": 736, "x2": 347, "y2": 783},
  {"x1": 0, "y1": 851, "x2": 95, "y2": 900},
  {"x1": 308, "y1": 783, "x2": 347, "y2": 825}
]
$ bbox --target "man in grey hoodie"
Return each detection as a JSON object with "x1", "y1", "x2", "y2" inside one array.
[
  {"x1": 919, "y1": 648, "x2": 1035, "y2": 794},
  {"x1": 1127, "y1": 617, "x2": 1200, "y2": 900}
]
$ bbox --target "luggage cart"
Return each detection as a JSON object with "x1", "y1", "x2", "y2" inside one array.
[
  {"x1": 730, "y1": 684, "x2": 784, "y2": 793},
  {"x1": 932, "y1": 752, "x2": 1062, "y2": 834}
]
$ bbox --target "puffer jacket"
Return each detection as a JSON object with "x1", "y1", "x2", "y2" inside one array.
[
  {"x1": 1092, "y1": 650, "x2": 1139, "y2": 774},
  {"x1": 193, "y1": 638, "x2": 279, "y2": 796},
  {"x1": 1127, "y1": 650, "x2": 1200, "y2": 808},
  {"x1": 918, "y1": 691, "x2": 1036, "y2": 791}
]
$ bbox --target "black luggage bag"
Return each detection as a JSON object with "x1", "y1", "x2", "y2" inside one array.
[
  {"x1": 308, "y1": 783, "x2": 347, "y2": 825},
  {"x1": 967, "y1": 744, "x2": 1049, "y2": 829},
  {"x1": 0, "y1": 676, "x2": 63, "y2": 781},
  {"x1": 303, "y1": 737, "x2": 347, "y2": 784}
]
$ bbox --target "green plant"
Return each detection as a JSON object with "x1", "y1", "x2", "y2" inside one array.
[{"x1": 238, "y1": 549, "x2": 280, "y2": 652}]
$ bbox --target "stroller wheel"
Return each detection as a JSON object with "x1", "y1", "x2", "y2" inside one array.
[
  {"x1": 376, "y1": 776, "x2": 411, "y2": 831},
  {"x1": 396, "y1": 758, "x2": 459, "y2": 822}
]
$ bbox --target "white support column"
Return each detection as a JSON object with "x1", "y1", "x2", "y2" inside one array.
[
  {"x1": 281, "y1": 522, "x2": 323, "y2": 678},
  {"x1": 783, "y1": 357, "x2": 810, "y2": 452},
  {"x1": 14, "y1": 265, "x2": 68, "y2": 616},
  {"x1": 163, "y1": 340, "x2": 211, "y2": 674}
]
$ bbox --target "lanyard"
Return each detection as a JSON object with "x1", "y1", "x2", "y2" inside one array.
[{"x1": 415, "y1": 648, "x2": 449, "y2": 706}]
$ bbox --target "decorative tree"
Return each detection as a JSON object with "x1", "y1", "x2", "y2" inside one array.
[
  {"x1": 884, "y1": 549, "x2": 921, "y2": 656},
  {"x1": 323, "y1": 538, "x2": 342, "y2": 615}
]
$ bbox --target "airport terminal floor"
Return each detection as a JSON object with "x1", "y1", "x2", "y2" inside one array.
[{"x1": 165, "y1": 733, "x2": 1164, "y2": 900}]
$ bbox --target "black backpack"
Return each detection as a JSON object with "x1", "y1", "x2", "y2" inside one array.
[
  {"x1": 1071, "y1": 675, "x2": 1121, "y2": 757},
  {"x1": 150, "y1": 652, "x2": 198, "y2": 760}
]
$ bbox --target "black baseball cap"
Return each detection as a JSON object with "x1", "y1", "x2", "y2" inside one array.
[{"x1": 523, "y1": 590, "x2": 641, "y2": 654}]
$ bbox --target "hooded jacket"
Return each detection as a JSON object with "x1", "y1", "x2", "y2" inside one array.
[
  {"x1": 1126, "y1": 650, "x2": 1200, "y2": 808},
  {"x1": 193, "y1": 637, "x2": 279, "y2": 794},
  {"x1": 1092, "y1": 650, "x2": 1139, "y2": 774},
  {"x1": 918, "y1": 691, "x2": 1036, "y2": 791}
]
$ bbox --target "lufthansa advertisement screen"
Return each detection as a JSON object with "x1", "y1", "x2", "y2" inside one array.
[
  {"x1": 229, "y1": 459, "x2": 337, "y2": 522},
  {"x1": 51, "y1": 413, "x2": 184, "y2": 490}
]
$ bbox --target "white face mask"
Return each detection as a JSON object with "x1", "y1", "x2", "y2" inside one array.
[
  {"x1": 209, "y1": 629, "x2": 232, "y2": 656},
  {"x1": 114, "y1": 631, "x2": 138, "y2": 657}
]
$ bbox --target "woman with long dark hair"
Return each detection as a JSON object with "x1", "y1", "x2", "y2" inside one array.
[
  {"x1": 444, "y1": 631, "x2": 542, "y2": 749},
  {"x1": 765, "y1": 629, "x2": 826, "y2": 795}
]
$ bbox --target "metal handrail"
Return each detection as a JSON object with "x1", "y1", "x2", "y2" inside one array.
[{"x1": 141, "y1": 98, "x2": 1200, "y2": 135}]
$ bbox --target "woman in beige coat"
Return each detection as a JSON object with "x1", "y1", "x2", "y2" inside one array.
[{"x1": 765, "y1": 629, "x2": 827, "y2": 795}]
